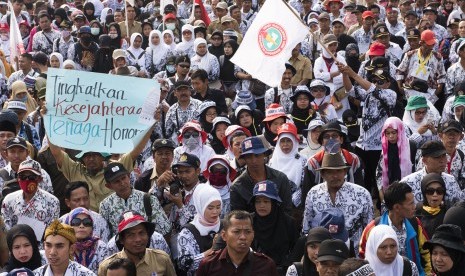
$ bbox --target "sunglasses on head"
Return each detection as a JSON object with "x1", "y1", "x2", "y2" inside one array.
[
  {"x1": 70, "y1": 217, "x2": 93, "y2": 227},
  {"x1": 425, "y1": 187, "x2": 445, "y2": 196},
  {"x1": 183, "y1": 132, "x2": 200, "y2": 139},
  {"x1": 18, "y1": 174, "x2": 39, "y2": 181}
]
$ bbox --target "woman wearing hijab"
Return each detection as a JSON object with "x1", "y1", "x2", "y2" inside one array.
[
  {"x1": 175, "y1": 24, "x2": 195, "y2": 57},
  {"x1": 234, "y1": 105, "x2": 263, "y2": 136},
  {"x1": 191, "y1": 38, "x2": 220, "y2": 84},
  {"x1": 345, "y1": 43, "x2": 361, "y2": 78},
  {"x1": 145, "y1": 30, "x2": 171, "y2": 77},
  {"x1": 64, "y1": 207, "x2": 108, "y2": 274},
  {"x1": 107, "y1": 22, "x2": 128, "y2": 50},
  {"x1": 99, "y1": 7, "x2": 113, "y2": 25},
  {"x1": 177, "y1": 184, "x2": 222, "y2": 276},
  {"x1": 423, "y1": 224, "x2": 465, "y2": 276},
  {"x1": 63, "y1": 60, "x2": 77, "y2": 70},
  {"x1": 92, "y1": 35, "x2": 113, "y2": 73},
  {"x1": 403, "y1": 95, "x2": 440, "y2": 147},
  {"x1": 259, "y1": 103, "x2": 288, "y2": 148},
  {"x1": 376, "y1": 117, "x2": 415, "y2": 205},
  {"x1": 126, "y1": 33, "x2": 147, "y2": 74},
  {"x1": 365, "y1": 225, "x2": 419, "y2": 276},
  {"x1": 286, "y1": 227, "x2": 332, "y2": 276},
  {"x1": 219, "y1": 39, "x2": 239, "y2": 99},
  {"x1": 269, "y1": 123, "x2": 307, "y2": 208},
  {"x1": 300, "y1": 119, "x2": 325, "y2": 159},
  {"x1": 49, "y1": 52, "x2": 64, "y2": 69},
  {"x1": 209, "y1": 117, "x2": 230, "y2": 154},
  {"x1": 141, "y1": 21, "x2": 153, "y2": 49},
  {"x1": 89, "y1": 20, "x2": 103, "y2": 43},
  {"x1": 2, "y1": 224, "x2": 44, "y2": 273},
  {"x1": 162, "y1": 29, "x2": 177, "y2": 51},
  {"x1": 415, "y1": 173, "x2": 447, "y2": 237},
  {"x1": 251, "y1": 180, "x2": 299, "y2": 275},
  {"x1": 8, "y1": 81, "x2": 37, "y2": 115},
  {"x1": 290, "y1": 86, "x2": 318, "y2": 134},
  {"x1": 208, "y1": 30, "x2": 224, "y2": 58},
  {"x1": 53, "y1": 8, "x2": 68, "y2": 29},
  {"x1": 104, "y1": 14, "x2": 114, "y2": 33},
  {"x1": 204, "y1": 155, "x2": 236, "y2": 218},
  {"x1": 198, "y1": 101, "x2": 218, "y2": 133},
  {"x1": 83, "y1": 2, "x2": 97, "y2": 22}
]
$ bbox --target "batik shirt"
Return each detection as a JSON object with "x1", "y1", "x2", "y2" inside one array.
[
  {"x1": 33, "y1": 260, "x2": 96, "y2": 276},
  {"x1": 161, "y1": 98, "x2": 201, "y2": 140},
  {"x1": 445, "y1": 62, "x2": 465, "y2": 97},
  {"x1": 32, "y1": 30, "x2": 61, "y2": 55},
  {"x1": 169, "y1": 184, "x2": 199, "y2": 233},
  {"x1": 349, "y1": 84, "x2": 396, "y2": 150},
  {"x1": 78, "y1": 240, "x2": 108, "y2": 274},
  {"x1": 177, "y1": 2, "x2": 192, "y2": 19},
  {"x1": 351, "y1": 28, "x2": 373, "y2": 54},
  {"x1": 0, "y1": 163, "x2": 53, "y2": 194},
  {"x1": 60, "y1": 210, "x2": 110, "y2": 243},
  {"x1": 264, "y1": 86, "x2": 294, "y2": 114},
  {"x1": 302, "y1": 182, "x2": 373, "y2": 251},
  {"x1": 1, "y1": 189, "x2": 60, "y2": 230},
  {"x1": 99, "y1": 189, "x2": 171, "y2": 236},
  {"x1": 190, "y1": 55, "x2": 220, "y2": 82},
  {"x1": 385, "y1": 20, "x2": 405, "y2": 36},
  {"x1": 106, "y1": 230, "x2": 171, "y2": 256},
  {"x1": 7, "y1": 69, "x2": 39, "y2": 90},
  {"x1": 400, "y1": 168, "x2": 464, "y2": 208}
]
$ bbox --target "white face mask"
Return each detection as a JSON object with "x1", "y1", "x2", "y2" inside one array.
[
  {"x1": 109, "y1": 33, "x2": 118, "y2": 39},
  {"x1": 184, "y1": 136, "x2": 200, "y2": 150},
  {"x1": 90, "y1": 27, "x2": 100, "y2": 36},
  {"x1": 1, "y1": 34, "x2": 8, "y2": 41},
  {"x1": 166, "y1": 23, "x2": 176, "y2": 30}
]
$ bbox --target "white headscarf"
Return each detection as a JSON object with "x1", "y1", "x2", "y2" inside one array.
[
  {"x1": 191, "y1": 184, "x2": 222, "y2": 236},
  {"x1": 402, "y1": 100, "x2": 439, "y2": 137},
  {"x1": 175, "y1": 24, "x2": 195, "y2": 52},
  {"x1": 63, "y1": 59, "x2": 76, "y2": 69},
  {"x1": 100, "y1": 7, "x2": 112, "y2": 24},
  {"x1": 192, "y1": 37, "x2": 217, "y2": 74},
  {"x1": 365, "y1": 225, "x2": 404, "y2": 276},
  {"x1": 162, "y1": 29, "x2": 176, "y2": 51},
  {"x1": 268, "y1": 133, "x2": 304, "y2": 187},
  {"x1": 50, "y1": 52, "x2": 64, "y2": 68},
  {"x1": 128, "y1": 32, "x2": 143, "y2": 56},
  {"x1": 148, "y1": 30, "x2": 169, "y2": 65}
]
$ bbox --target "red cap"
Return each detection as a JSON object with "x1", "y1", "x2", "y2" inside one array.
[
  {"x1": 362, "y1": 11, "x2": 374, "y2": 19},
  {"x1": 221, "y1": 125, "x2": 251, "y2": 148},
  {"x1": 263, "y1": 103, "x2": 287, "y2": 122},
  {"x1": 0, "y1": 23, "x2": 9, "y2": 32},
  {"x1": 421, "y1": 30, "x2": 436, "y2": 46},
  {"x1": 326, "y1": 0, "x2": 343, "y2": 10},
  {"x1": 274, "y1": 122, "x2": 300, "y2": 142},
  {"x1": 164, "y1": 13, "x2": 176, "y2": 21},
  {"x1": 367, "y1": 42, "x2": 386, "y2": 56}
]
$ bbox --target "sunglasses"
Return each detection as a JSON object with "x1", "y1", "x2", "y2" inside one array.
[
  {"x1": 425, "y1": 188, "x2": 445, "y2": 196},
  {"x1": 18, "y1": 174, "x2": 39, "y2": 181},
  {"x1": 70, "y1": 217, "x2": 93, "y2": 227},
  {"x1": 210, "y1": 168, "x2": 228, "y2": 174},
  {"x1": 183, "y1": 132, "x2": 200, "y2": 139}
]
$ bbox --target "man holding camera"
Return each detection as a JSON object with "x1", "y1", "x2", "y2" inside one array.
[{"x1": 99, "y1": 162, "x2": 171, "y2": 237}]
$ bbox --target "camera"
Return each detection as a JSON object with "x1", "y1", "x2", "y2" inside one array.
[{"x1": 168, "y1": 168, "x2": 183, "y2": 195}]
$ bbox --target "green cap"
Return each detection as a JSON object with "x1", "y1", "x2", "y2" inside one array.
[
  {"x1": 37, "y1": 87, "x2": 46, "y2": 99},
  {"x1": 453, "y1": 95, "x2": 465, "y2": 108},
  {"x1": 405, "y1": 95, "x2": 428, "y2": 111}
]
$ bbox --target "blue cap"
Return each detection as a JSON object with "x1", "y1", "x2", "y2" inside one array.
[
  {"x1": 79, "y1": 26, "x2": 91, "y2": 34},
  {"x1": 252, "y1": 180, "x2": 282, "y2": 202},
  {"x1": 239, "y1": 136, "x2": 271, "y2": 158},
  {"x1": 319, "y1": 208, "x2": 349, "y2": 242}
]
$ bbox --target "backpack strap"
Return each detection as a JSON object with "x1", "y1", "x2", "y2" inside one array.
[
  {"x1": 273, "y1": 87, "x2": 280, "y2": 104},
  {"x1": 137, "y1": 50, "x2": 145, "y2": 60},
  {"x1": 126, "y1": 49, "x2": 136, "y2": 60},
  {"x1": 143, "y1": 193, "x2": 152, "y2": 222},
  {"x1": 293, "y1": 262, "x2": 303, "y2": 276},
  {"x1": 402, "y1": 257, "x2": 413, "y2": 276},
  {"x1": 183, "y1": 223, "x2": 203, "y2": 251}
]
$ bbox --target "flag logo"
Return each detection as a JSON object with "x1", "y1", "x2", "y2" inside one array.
[{"x1": 258, "y1": 23, "x2": 287, "y2": 56}]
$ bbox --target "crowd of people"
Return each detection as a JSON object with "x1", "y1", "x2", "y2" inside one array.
[{"x1": 0, "y1": 0, "x2": 464, "y2": 275}]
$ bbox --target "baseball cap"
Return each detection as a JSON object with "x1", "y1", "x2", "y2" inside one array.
[
  {"x1": 440, "y1": 120, "x2": 464, "y2": 133},
  {"x1": 7, "y1": 101, "x2": 27, "y2": 111},
  {"x1": 367, "y1": 42, "x2": 386, "y2": 56},
  {"x1": 164, "y1": 4, "x2": 176, "y2": 14},
  {"x1": 251, "y1": 180, "x2": 282, "y2": 203},
  {"x1": 318, "y1": 12, "x2": 330, "y2": 20},
  {"x1": 406, "y1": 28, "x2": 420, "y2": 39},
  {"x1": 6, "y1": 268, "x2": 34, "y2": 276},
  {"x1": 448, "y1": 17, "x2": 461, "y2": 27},
  {"x1": 317, "y1": 239, "x2": 349, "y2": 264},
  {"x1": 104, "y1": 162, "x2": 129, "y2": 183},
  {"x1": 151, "y1": 138, "x2": 176, "y2": 152},
  {"x1": 164, "y1": 13, "x2": 176, "y2": 21},
  {"x1": 362, "y1": 11, "x2": 374, "y2": 19},
  {"x1": 421, "y1": 30, "x2": 437, "y2": 46},
  {"x1": 172, "y1": 152, "x2": 200, "y2": 169},
  {"x1": 112, "y1": 49, "x2": 126, "y2": 60},
  {"x1": 6, "y1": 137, "x2": 27, "y2": 150},
  {"x1": 423, "y1": 6, "x2": 438, "y2": 15},
  {"x1": 216, "y1": 2, "x2": 228, "y2": 10},
  {"x1": 174, "y1": 80, "x2": 191, "y2": 90},
  {"x1": 421, "y1": 141, "x2": 447, "y2": 158},
  {"x1": 319, "y1": 208, "x2": 349, "y2": 242},
  {"x1": 78, "y1": 26, "x2": 91, "y2": 34},
  {"x1": 353, "y1": 5, "x2": 367, "y2": 13},
  {"x1": 306, "y1": 227, "x2": 332, "y2": 245},
  {"x1": 373, "y1": 24, "x2": 389, "y2": 38},
  {"x1": 404, "y1": 10, "x2": 418, "y2": 18},
  {"x1": 221, "y1": 15, "x2": 234, "y2": 24},
  {"x1": 18, "y1": 159, "x2": 42, "y2": 176},
  {"x1": 240, "y1": 136, "x2": 271, "y2": 158},
  {"x1": 331, "y1": 18, "x2": 344, "y2": 26}
]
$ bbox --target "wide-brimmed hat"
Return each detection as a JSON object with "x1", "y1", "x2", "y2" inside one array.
[
  {"x1": 317, "y1": 121, "x2": 347, "y2": 145},
  {"x1": 199, "y1": 101, "x2": 216, "y2": 115},
  {"x1": 204, "y1": 155, "x2": 237, "y2": 181},
  {"x1": 239, "y1": 136, "x2": 271, "y2": 158},
  {"x1": 115, "y1": 211, "x2": 155, "y2": 243},
  {"x1": 309, "y1": 79, "x2": 330, "y2": 96},
  {"x1": 423, "y1": 224, "x2": 465, "y2": 253},
  {"x1": 221, "y1": 125, "x2": 251, "y2": 148},
  {"x1": 404, "y1": 79, "x2": 428, "y2": 93},
  {"x1": 316, "y1": 151, "x2": 350, "y2": 171},
  {"x1": 302, "y1": 119, "x2": 325, "y2": 137},
  {"x1": 177, "y1": 120, "x2": 208, "y2": 144},
  {"x1": 405, "y1": 95, "x2": 428, "y2": 111},
  {"x1": 290, "y1": 85, "x2": 314, "y2": 102},
  {"x1": 262, "y1": 103, "x2": 287, "y2": 122}
]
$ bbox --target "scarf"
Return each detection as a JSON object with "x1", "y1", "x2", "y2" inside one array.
[
  {"x1": 365, "y1": 225, "x2": 404, "y2": 276},
  {"x1": 74, "y1": 236, "x2": 99, "y2": 267},
  {"x1": 422, "y1": 205, "x2": 442, "y2": 215},
  {"x1": 263, "y1": 128, "x2": 277, "y2": 147},
  {"x1": 291, "y1": 105, "x2": 315, "y2": 134},
  {"x1": 193, "y1": 38, "x2": 216, "y2": 74},
  {"x1": 147, "y1": 30, "x2": 169, "y2": 66},
  {"x1": 402, "y1": 103, "x2": 434, "y2": 137},
  {"x1": 381, "y1": 117, "x2": 412, "y2": 191},
  {"x1": 209, "y1": 43, "x2": 224, "y2": 58},
  {"x1": 191, "y1": 184, "x2": 222, "y2": 236},
  {"x1": 175, "y1": 24, "x2": 195, "y2": 53},
  {"x1": 162, "y1": 29, "x2": 176, "y2": 51},
  {"x1": 220, "y1": 40, "x2": 238, "y2": 82},
  {"x1": 207, "y1": 159, "x2": 232, "y2": 199},
  {"x1": 128, "y1": 33, "x2": 143, "y2": 57},
  {"x1": 5, "y1": 224, "x2": 42, "y2": 272},
  {"x1": 269, "y1": 133, "x2": 304, "y2": 187},
  {"x1": 50, "y1": 52, "x2": 64, "y2": 68}
]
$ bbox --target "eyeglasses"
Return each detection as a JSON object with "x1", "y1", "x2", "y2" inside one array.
[
  {"x1": 415, "y1": 110, "x2": 428, "y2": 115},
  {"x1": 70, "y1": 217, "x2": 93, "y2": 227},
  {"x1": 206, "y1": 112, "x2": 217, "y2": 117},
  {"x1": 18, "y1": 174, "x2": 39, "y2": 181},
  {"x1": 323, "y1": 133, "x2": 340, "y2": 140},
  {"x1": 183, "y1": 132, "x2": 200, "y2": 139},
  {"x1": 425, "y1": 188, "x2": 445, "y2": 196}
]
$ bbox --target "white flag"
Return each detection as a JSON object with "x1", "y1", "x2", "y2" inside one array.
[
  {"x1": 9, "y1": 2, "x2": 24, "y2": 70},
  {"x1": 231, "y1": 0, "x2": 308, "y2": 87}
]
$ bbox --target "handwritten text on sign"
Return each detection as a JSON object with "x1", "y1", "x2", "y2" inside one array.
[{"x1": 44, "y1": 68, "x2": 160, "y2": 153}]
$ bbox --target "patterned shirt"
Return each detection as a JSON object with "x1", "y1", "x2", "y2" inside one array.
[
  {"x1": 53, "y1": 36, "x2": 78, "y2": 60},
  {"x1": 177, "y1": 227, "x2": 212, "y2": 275},
  {"x1": 190, "y1": 54, "x2": 220, "y2": 82},
  {"x1": 385, "y1": 20, "x2": 405, "y2": 36},
  {"x1": 169, "y1": 184, "x2": 198, "y2": 233},
  {"x1": 400, "y1": 168, "x2": 464, "y2": 208},
  {"x1": 285, "y1": 262, "x2": 419, "y2": 276},
  {"x1": 0, "y1": 163, "x2": 53, "y2": 194},
  {"x1": 34, "y1": 260, "x2": 96, "y2": 276},
  {"x1": 302, "y1": 182, "x2": 373, "y2": 251},
  {"x1": 161, "y1": 98, "x2": 202, "y2": 140},
  {"x1": 446, "y1": 61, "x2": 465, "y2": 97},
  {"x1": 106, "y1": 230, "x2": 171, "y2": 256},
  {"x1": 145, "y1": 47, "x2": 173, "y2": 77},
  {"x1": 264, "y1": 86, "x2": 294, "y2": 114},
  {"x1": 99, "y1": 189, "x2": 171, "y2": 237},
  {"x1": 351, "y1": 28, "x2": 373, "y2": 54},
  {"x1": 1, "y1": 189, "x2": 60, "y2": 230},
  {"x1": 7, "y1": 69, "x2": 39, "y2": 90},
  {"x1": 32, "y1": 30, "x2": 61, "y2": 55},
  {"x1": 77, "y1": 240, "x2": 108, "y2": 274},
  {"x1": 60, "y1": 210, "x2": 111, "y2": 243}
]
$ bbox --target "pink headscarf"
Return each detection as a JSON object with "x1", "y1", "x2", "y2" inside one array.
[{"x1": 381, "y1": 117, "x2": 412, "y2": 191}]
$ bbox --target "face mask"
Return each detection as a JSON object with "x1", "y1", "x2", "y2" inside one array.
[
  {"x1": 184, "y1": 136, "x2": 199, "y2": 150},
  {"x1": 61, "y1": 30, "x2": 70, "y2": 38},
  {"x1": 16, "y1": 97, "x2": 27, "y2": 103},
  {"x1": 209, "y1": 172, "x2": 228, "y2": 188},
  {"x1": 166, "y1": 23, "x2": 176, "y2": 30},
  {"x1": 81, "y1": 36, "x2": 92, "y2": 44},
  {"x1": 1, "y1": 34, "x2": 8, "y2": 41},
  {"x1": 19, "y1": 179, "x2": 38, "y2": 194},
  {"x1": 109, "y1": 33, "x2": 118, "y2": 39},
  {"x1": 90, "y1": 27, "x2": 100, "y2": 36},
  {"x1": 166, "y1": 65, "x2": 176, "y2": 73}
]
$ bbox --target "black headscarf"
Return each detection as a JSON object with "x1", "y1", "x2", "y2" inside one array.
[
  {"x1": 53, "y1": 8, "x2": 68, "y2": 27},
  {"x1": 345, "y1": 43, "x2": 361, "y2": 75},
  {"x1": 433, "y1": 246, "x2": 465, "y2": 276},
  {"x1": 108, "y1": 22, "x2": 123, "y2": 50},
  {"x1": 104, "y1": 14, "x2": 115, "y2": 33},
  {"x1": 89, "y1": 20, "x2": 103, "y2": 43},
  {"x1": 387, "y1": 142, "x2": 401, "y2": 185},
  {"x1": 220, "y1": 39, "x2": 239, "y2": 82},
  {"x1": 141, "y1": 22, "x2": 153, "y2": 49},
  {"x1": 83, "y1": 2, "x2": 97, "y2": 22},
  {"x1": 4, "y1": 225, "x2": 42, "y2": 272},
  {"x1": 208, "y1": 31, "x2": 224, "y2": 58},
  {"x1": 93, "y1": 34, "x2": 114, "y2": 73}
]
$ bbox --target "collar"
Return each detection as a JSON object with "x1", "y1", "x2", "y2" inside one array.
[
  {"x1": 387, "y1": 214, "x2": 406, "y2": 232},
  {"x1": 150, "y1": 164, "x2": 160, "y2": 180},
  {"x1": 290, "y1": 54, "x2": 303, "y2": 61},
  {"x1": 120, "y1": 248, "x2": 149, "y2": 266},
  {"x1": 219, "y1": 248, "x2": 253, "y2": 265}
]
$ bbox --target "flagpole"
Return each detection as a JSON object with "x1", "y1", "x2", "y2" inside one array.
[
  {"x1": 124, "y1": 0, "x2": 129, "y2": 39},
  {"x1": 280, "y1": 0, "x2": 338, "y2": 61}
]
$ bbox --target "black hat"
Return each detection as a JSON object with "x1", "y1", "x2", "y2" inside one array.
[
  {"x1": 317, "y1": 239, "x2": 349, "y2": 264},
  {"x1": 151, "y1": 138, "x2": 176, "y2": 152},
  {"x1": 285, "y1": 62, "x2": 297, "y2": 75},
  {"x1": 421, "y1": 141, "x2": 447, "y2": 158},
  {"x1": 60, "y1": 20, "x2": 72, "y2": 29},
  {"x1": 421, "y1": 173, "x2": 446, "y2": 203},
  {"x1": 406, "y1": 28, "x2": 420, "y2": 39},
  {"x1": 404, "y1": 10, "x2": 418, "y2": 18},
  {"x1": 369, "y1": 68, "x2": 390, "y2": 82},
  {"x1": 306, "y1": 227, "x2": 332, "y2": 245},
  {"x1": 403, "y1": 79, "x2": 428, "y2": 93},
  {"x1": 6, "y1": 137, "x2": 27, "y2": 150},
  {"x1": 373, "y1": 24, "x2": 389, "y2": 38},
  {"x1": 172, "y1": 152, "x2": 200, "y2": 169},
  {"x1": 365, "y1": 56, "x2": 389, "y2": 71},
  {"x1": 317, "y1": 121, "x2": 347, "y2": 144},
  {"x1": 423, "y1": 6, "x2": 438, "y2": 15},
  {"x1": 0, "y1": 120, "x2": 16, "y2": 134},
  {"x1": 174, "y1": 80, "x2": 191, "y2": 90},
  {"x1": 448, "y1": 18, "x2": 461, "y2": 27},
  {"x1": 79, "y1": 26, "x2": 91, "y2": 34},
  {"x1": 164, "y1": 4, "x2": 176, "y2": 14},
  {"x1": 290, "y1": 85, "x2": 314, "y2": 102},
  {"x1": 353, "y1": 5, "x2": 367, "y2": 13},
  {"x1": 0, "y1": 110, "x2": 19, "y2": 128},
  {"x1": 440, "y1": 120, "x2": 464, "y2": 133},
  {"x1": 444, "y1": 205, "x2": 465, "y2": 240},
  {"x1": 104, "y1": 162, "x2": 129, "y2": 183},
  {"x1": 423, "y1": 224, "x2": 465, "y2": 253}
]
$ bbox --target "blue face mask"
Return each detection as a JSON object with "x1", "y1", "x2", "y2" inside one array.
[{"x1": 16, "y1": 97, "x2": 27, "y2": 103}]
